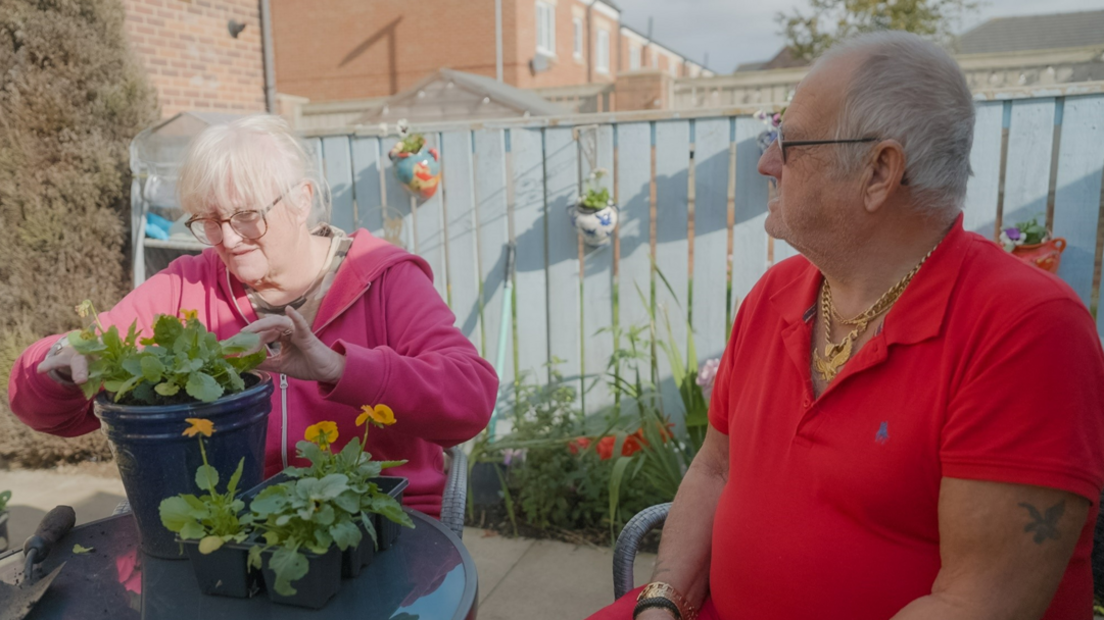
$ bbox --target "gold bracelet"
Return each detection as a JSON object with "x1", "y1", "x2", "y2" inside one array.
[{"x1": 637, "y1": 582, "x2": 698, "y2": 620}]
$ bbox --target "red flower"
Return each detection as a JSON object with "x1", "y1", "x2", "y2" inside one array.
[{"x1": 569, "y1": 437, "x2": 591, "y2": 455}]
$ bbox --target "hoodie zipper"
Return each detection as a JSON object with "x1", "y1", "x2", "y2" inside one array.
[{"x1": 280, "y1": 373, "x2": 289, "y2": 468}]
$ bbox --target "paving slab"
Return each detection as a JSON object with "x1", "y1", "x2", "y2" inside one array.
[
  {"x1": 476, "y1": 538, "x2": 655, "y2": 620},
  {"x1": 1, "y1": 468, "x2": 126, "y2": 550},
  {"x1": 462, "y1": 527, "x2": 536, "y2": 604}
]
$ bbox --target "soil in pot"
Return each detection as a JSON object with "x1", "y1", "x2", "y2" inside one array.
[
  {"x1": 261, "y1": 545, "x2": 343, "y2": 609},
  {"x1": 181, "y1": 538, "x2": 263, "y2": 598}
]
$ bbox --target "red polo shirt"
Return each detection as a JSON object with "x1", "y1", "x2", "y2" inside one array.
[{"x1": 708, "y1": 215, "x2": 1104, "y2": 619}]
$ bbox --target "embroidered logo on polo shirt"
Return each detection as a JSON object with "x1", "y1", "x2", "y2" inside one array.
[{"x1": 875, "y1": 421, "x2": 890, "y2": 445}]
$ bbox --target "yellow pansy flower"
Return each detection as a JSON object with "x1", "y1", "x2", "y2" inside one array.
[
  {"x1": 357, "y1": 404, "x2": 396, "y2": 427},
  {"x1": 183, "y1": 418, "x2": 215, "y2": 438},
  {"x1": 180, "y1": 309, "x2": 199, "y2": 322},
  {"x1": 305, "y1": 421, "x2": 339, "y2": 446}
]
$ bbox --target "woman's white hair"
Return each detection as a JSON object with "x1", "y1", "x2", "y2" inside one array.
[
  {"x1": 177, "y1": 114, "x2": 331, "y2": 228},
  {"x1": 819, "y1": 31, "x2": 975, "y2": 217}
]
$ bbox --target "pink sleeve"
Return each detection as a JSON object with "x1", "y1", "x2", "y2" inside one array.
[
  {"x1": 319, "y1": 261, "x2": 497, "y2": 447},
  {"x1": 7, "y1": 263, "x2": 184, "y2": 436}
]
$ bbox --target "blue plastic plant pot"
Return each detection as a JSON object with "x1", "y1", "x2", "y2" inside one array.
[{"x1": 95, "y1": 371, "x2": 273, "y2": 559}]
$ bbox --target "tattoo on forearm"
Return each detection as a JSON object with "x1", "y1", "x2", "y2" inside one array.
[{"x1": 1018, "y1": 500, "x2": 1065, "y2": 544}]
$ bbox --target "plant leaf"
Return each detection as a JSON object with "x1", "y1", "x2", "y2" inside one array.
[
  {"x1": 219, "y1": 331, "x2": 260, "y2": 355},
  {"x1": 72, "y1": 544, "x2": 94, "y2": 554},
  {"x1": 154, "y1": 382, "x2": 180, "y2": 396},
  {"x1": 227, "y1": 458, "x2": 245, "y2": 496},
  {"x1": 195, "y1": 464, "x2": 219, "y2": 493},
  {"x1": 329, "y1": 520, "x2": 362, "y2": 550},
  {"x1": 159, "y1": 496, "x2": 195, "y2": 533},
  {"x1": 270, "y1": 547, "x2": 309, "y2": 596},
  {"x1": 198, "y1": 536, "x2": 224, "y2": 554},
  {"x1": 140, "y1": 355, "x2": 165, "y2": 382},
  {"x1": 185, "y1": 371, "x2": 223, "y2": 402}
]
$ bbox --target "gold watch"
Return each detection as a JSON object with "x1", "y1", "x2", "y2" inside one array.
[{"x1": 636, "y1": 582, "x2": 698, "y2": 620}]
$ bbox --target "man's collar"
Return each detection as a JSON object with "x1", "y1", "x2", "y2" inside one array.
[{"x1": 769, "y1": 212, "x2": 970, "y2": 346}]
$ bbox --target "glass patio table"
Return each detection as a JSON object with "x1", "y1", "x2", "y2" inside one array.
[{"x1": 0, "y1": 509, "x2": 477, "y2": 620}]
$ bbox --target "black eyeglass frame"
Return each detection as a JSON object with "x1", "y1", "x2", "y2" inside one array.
[
  {"x1": 184, "y1": 192, "x2": 286, "y2": 246},
  {"x1": 775, "y1": 125, "x2": 909, "y2": 185}
]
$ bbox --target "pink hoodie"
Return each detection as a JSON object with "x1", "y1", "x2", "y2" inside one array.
[{"x1": 8, "y1": 230, "x2": 498, "y2": 518}]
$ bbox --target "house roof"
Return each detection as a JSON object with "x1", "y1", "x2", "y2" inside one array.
[
  {"x1": 955, "y1": 9, "x2": 1104, "y2": 55},
  {"x1": 617, "y1": 23, "x2": 717, "y2": 73},
  {"x1": 355, "y1": 68, "x2": 567, "y2": 124}
]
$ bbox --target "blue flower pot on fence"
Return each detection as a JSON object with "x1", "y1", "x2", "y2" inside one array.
[
  {"x1": 95, "y1": 371, "x2": 273, "y2": 559},
  {"x1": 389, "y1": 145, "x2": 441, "y2": 200}
]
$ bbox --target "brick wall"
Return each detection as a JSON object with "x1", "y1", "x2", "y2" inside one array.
[{"x1": 123, "y1": 0, "x2": 266, "y2": 118}]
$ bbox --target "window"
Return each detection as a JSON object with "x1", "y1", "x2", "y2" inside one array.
[
  {"x1": 573, "y1": 18, "x2": 583, "y2": 59},
  {"x1": 630, "y1": 44, "x2": 640, "y2": 70},
  {"x1": 669, "y1": 58, "x2": 679, "y2": 77},
  {"x1": 651, "y1": 49, "x2": 659, "y2": 68},
  {"x1": 536, "y1": 2, "x2": 555, "y2": 56},
  {"x1": 596, "y1": 29, "x2": 609, "y2": 74}
]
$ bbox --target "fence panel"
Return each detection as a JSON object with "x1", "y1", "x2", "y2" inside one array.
[
  {"x1": 1053, "y1": 95, "x2": 1104, "y2": 312},
  {"x1": 1002, "y1": 100, "x2": 1057, "y2": 230},
  {"x1": 442, "y1": 130, "x2": 482, "y2": 350},
  {"x1": 692, "y1": 118, "x2": 733, "y2": 361},
  {"x1": 511, "y1": 128, "x2": 550, "y2": 383},
  {"x1": 350, "y1": 137, "x2": 383, "y2": 234},
  {"x1": 544, "y1": 127, "x2": 583, "y2": 401},
  {"x1": 414, "y1": 133, "x2": 449, "y2": 302},
  {"x1": 379, "y1": 135, "x2": 415, "y2": 252},
  {"x1": 654, "y1": 120, "x2": 691, "y2": 419},
  {"x1": 581, "y1": 125, "x2": 616, "y2": 411},
  {"x1": 322, "y1": 136, "x2": 356, "y2": 234},
  {"x1": 964, "y1": 101, "x2": 1005, "y2": 235},
  {"x1": 474, "y1": 130, "x2": 512, "y2": 371},
  {"x1": 616, "y1": 122, "x2": 654, "y2": 348}
]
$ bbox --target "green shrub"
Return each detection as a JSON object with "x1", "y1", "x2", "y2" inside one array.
[{"x1": 0, "y1": 0, "x2": 158, "y2": 466}]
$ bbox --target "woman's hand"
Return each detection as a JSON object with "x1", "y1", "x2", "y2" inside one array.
[
  {"x1": 241, "y1": 306, "x2": 346, "y2": 384},
  {"x1": 37, "y1": 343, "x2": 89, "y2": 386}
]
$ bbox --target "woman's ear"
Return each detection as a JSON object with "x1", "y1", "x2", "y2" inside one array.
[{"x1": 293, "y1": 182, "x2": 314, "y2": 226}]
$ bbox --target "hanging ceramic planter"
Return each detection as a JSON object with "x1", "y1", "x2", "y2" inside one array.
[
  {"x1": 999, "y1": 218, "x2": 1067, "y2": 274},
  {"x1": 570, "y1": 169, "x2": 618, "y2": 247},
  {"x1": 389, "y1": 132, "x2": 441, "y2": 200}
]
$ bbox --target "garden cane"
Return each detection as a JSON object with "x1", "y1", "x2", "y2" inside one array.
[{"x1": 0, "y1": 505, "x2": 76, "y2": 620}]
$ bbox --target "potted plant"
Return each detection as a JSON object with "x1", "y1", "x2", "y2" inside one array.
[
  {"x1": 284, "y1": 407, "x2": 413, "y2": 575},
  {"x1": 158, "y1": 418, "x2": 260, "y2": 597},
  {"x1": 569, "y1": 169, "x2": 619, "y2": 247},
  {"x1": 0, "y1": 490, "x2": 10, "y2": 553},
  {"x1": 388, "y1": 124, "x2": 441, "y2": 200},
  {"x1": 755, "y1": 107, "x2": 786, "y2": 153},
  {"x1": 245, "y1": 465, "x2": 363, "y2": 608},
  {"x1": 999, "y1": 217, "x2": 1067, "y2": 274},
  {"x1": 69, "y1": 302, "x2": 271, "y2": 559}
]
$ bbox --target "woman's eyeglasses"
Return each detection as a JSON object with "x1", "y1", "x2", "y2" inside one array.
[{"x1": 185, "y1": 192, "x2": 286, "y2": 246}]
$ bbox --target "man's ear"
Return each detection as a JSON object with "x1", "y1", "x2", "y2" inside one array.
[{"x1": 863, "y1": 139, "x2": 907, "y2": 214}]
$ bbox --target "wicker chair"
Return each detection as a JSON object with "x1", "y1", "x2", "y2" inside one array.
[
  {"x1": 616, "y1": 498, "x2": 1104, "y2": 603},
  {"x1": 114, "y1": 445, "x2": 470, "y2": 540}
]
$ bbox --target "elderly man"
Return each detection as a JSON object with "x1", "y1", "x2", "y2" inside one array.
[{"x1": 587, "y1": 31, "x2": 1104, "y2": 620}]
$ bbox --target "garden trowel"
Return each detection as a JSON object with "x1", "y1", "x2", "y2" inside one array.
[{"x1": 0, "y1": 506, "x2": 76, "y2": 620}]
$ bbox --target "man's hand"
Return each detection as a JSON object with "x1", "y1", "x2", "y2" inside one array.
[{"x1": 891, "y1": 478, "x2": 1088, "y2": 620}]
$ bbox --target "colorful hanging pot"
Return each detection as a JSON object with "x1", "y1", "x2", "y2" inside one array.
[
  {"x1": 569, "y1": 200, "x2": 619, "y2": 247},
  {"x1": 389, "y1": 139, "x2": 441, "y2": 200},
  {"x1": 1010, "y1": 238, "x2": 1066, "y2": 274}
]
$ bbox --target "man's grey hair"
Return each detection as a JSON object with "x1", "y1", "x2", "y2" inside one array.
[{"x1": 818, "y1": 31, "x2": 975, "y2": 217}]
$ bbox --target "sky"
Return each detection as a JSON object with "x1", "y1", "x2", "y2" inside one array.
[{"x1": 616, "y1": 0, "x2": 1104, "y2": 73}]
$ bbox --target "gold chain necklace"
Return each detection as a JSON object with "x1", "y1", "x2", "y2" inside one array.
[{"x1": 813, "y1": 244, "x2": 939, "y2": 383}]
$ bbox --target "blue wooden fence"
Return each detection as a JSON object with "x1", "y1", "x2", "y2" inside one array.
[{"x1": 292, "y1": 88, "x2": 1104, "y2": 429}]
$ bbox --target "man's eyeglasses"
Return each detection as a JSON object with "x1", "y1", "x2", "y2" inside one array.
[
  {"x1": 776, "y1": 124, "x2": 876, "y2": 165},
  {"x1": 185, "y1": 192, "x2": 286, "y2": 246},
  {"x1": 774, "y1": 125, "x2": 909, "y2": 185}
]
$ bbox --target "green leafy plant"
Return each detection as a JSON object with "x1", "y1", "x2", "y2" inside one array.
[
  {"x1": 246, "y1": 473, "x2": 363, "y2": 596},
  {"x1": 0, "y1": 490, "x2": 10, "y2": 513},
  {"x1": 249, "y1": 415, "x2": 412, "y2": 596},
  {"x1": 67, "y1": 301, "x2": 266, "y2": 404},
  {"x1": 578, "y1": 169, "x2": 612, "y2": 211},
  {"x1": 396, "y1": 133, "x2": 426, "y2": 155},
  {"x1": 287, "y1": 415, "x2": 414, "y2": 544},
  {"x1": 158, "y1": 418, "x2": 252, "y2": 554}
]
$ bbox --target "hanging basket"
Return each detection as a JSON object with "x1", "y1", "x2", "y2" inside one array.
[
  {"x1": 389, "y1": 143, "x2": 441, "y2": 200},
  {"x1": 568, "y1": 199, "x2": 619, "y2": 247}
]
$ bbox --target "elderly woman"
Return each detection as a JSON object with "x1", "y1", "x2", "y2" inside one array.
[{"x1": 8, "y1": 115, "x2": 498, "y2": 518}]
